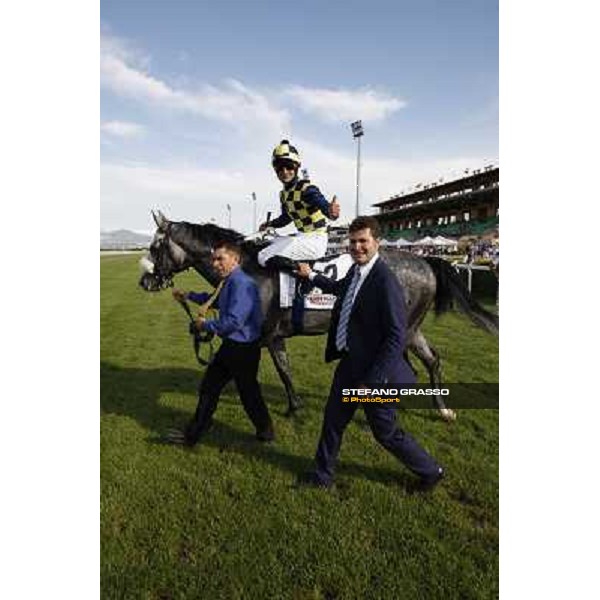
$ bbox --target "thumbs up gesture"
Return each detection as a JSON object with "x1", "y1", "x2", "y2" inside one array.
[{"x1": 329, "y1": 195, "x2": 340, "y2": 220}]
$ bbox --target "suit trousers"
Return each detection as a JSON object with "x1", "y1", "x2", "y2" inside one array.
[
  {"x1": 314, "y1": 357, "x2": 441, "y2": 485},
  {"x1": 185, "y1": 339, "x2": 272, "y2": 443}
]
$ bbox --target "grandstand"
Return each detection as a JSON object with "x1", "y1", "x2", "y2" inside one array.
[{"x1": 373, "y1": 166, "x2": 499, "y2": 240}]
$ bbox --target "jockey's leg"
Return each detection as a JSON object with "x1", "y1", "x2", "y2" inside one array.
[{"x1": 264, "y1": 256, "x2": 317, "y2": 297}]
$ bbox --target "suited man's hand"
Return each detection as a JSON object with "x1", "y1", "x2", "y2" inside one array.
[{"x1": 296, "y1": 263, "x2": 312, "y2": 278}]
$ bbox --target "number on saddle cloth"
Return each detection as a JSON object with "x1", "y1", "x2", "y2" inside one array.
[{"x1": 279, "y1": 253, "x2": 353, "y2": 310}]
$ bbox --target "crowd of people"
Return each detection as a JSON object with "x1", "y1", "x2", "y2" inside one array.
[{"x1": 465, "y1": 240, "x2": 499, "y2": 267}]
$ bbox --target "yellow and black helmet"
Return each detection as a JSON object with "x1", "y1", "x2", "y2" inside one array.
[{"x1": 272, "y1": 139, "x2": 301, "y2": 168}]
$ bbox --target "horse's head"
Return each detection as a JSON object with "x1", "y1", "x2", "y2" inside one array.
[{"x1": 138, "y1": 210, "x2": 198, "y2": 291}]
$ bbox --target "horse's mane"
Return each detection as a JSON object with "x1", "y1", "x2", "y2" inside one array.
[
  {"x1": 176, "y1": 221, "x2": 265, "y2": 260},
  {"x1": 179, "y1": 222, "x2": 245, "y2": 243}
]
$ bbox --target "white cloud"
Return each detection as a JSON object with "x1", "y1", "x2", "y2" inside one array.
[
  {"x1": 100, "y1": 28, "x2": 151, "y2": 70},
  {"x1": 101, "y1": 161, "x2": 275, "y2": 232},
  {"x1": 100, "y1": 33, "x2": 289, "y2": 134},
  {"x1": 101, "y1": 120, "x2": 146, "y2": 138},
  {"x1": 284, "y1": 86, "x2": 406, "y2": 124}
]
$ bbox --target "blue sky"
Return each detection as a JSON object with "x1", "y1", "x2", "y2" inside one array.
[{"x1": 101, "y1": 0, "x2": 498, "y2": 233}]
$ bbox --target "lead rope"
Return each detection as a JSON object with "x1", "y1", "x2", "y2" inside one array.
[
  {"x1": 176, "y1": 279, "x2": 225, "y2": 366},
  {"x1": 197, "y1": 279, "x2": 225, "y2": 317}
]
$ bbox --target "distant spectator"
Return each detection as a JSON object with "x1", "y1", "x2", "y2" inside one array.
[{"x1": 466, "y1": 245, "x2": 474, "y2": 264}]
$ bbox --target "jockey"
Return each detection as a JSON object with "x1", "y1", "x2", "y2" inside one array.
[{"x1": 257, "y1": 139, "x2": 340, "y2": 272}]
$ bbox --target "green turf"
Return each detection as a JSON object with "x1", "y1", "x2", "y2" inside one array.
[{"x1": 101, "y1": 254, "x2": 498, "y2": 599}]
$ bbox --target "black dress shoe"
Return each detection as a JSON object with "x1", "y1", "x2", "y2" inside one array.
[
  {"x1": 412, "y1": 468, "x2": 445, "y2": 494},
  {"x1": 294, "y1": 472, "x2": 332, "y2": 489}
]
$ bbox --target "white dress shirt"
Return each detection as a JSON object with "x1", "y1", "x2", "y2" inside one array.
[
  {"x1": 309, "y1": 252, "x2": 380, "y2": 304},
  {"x1": 350, "y1": 252, "x2": 379, "y2": 302}
]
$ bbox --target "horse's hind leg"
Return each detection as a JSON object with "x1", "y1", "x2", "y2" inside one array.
[
  {"x1": 267, "y1": 336, "x2": 303, "y2": 416},
  {"x1": 409, "y1": 329, "x2": 456, "y2": 422}
]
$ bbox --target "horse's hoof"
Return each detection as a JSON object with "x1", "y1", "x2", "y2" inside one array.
[
  {"x1": 284, "y1": 400, "x2": 303, "y2": 417},
  {"x1": 440, "y1": 408, "x2": 457, "y2": 422},
  {"x1": 285, "y1": 397, "x2": 304, "y2": 416},
  {"x1": 163, "y1": 428, "x2": 188, "y2": 445}
]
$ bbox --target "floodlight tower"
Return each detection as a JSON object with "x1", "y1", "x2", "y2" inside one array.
[
  {"x1": 350, "y1": 120, "x2": 364, "y2": 217},
  {"x1": 226, "y1": 204, "x2": 232, "y2": 229},
  {"x1": 251, "y1": 192, "x2": 257, "y2": 232}
]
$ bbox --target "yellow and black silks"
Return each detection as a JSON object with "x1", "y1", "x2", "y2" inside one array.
[{"x1": 280, "y1": 179, "x2": 327, "y2": 234}]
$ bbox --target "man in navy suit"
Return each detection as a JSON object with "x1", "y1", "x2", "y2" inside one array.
[{"x1": 296, "y1": 216, "x2": 444, "y2": 490}]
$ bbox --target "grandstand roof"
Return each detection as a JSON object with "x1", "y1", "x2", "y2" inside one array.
[
  {"x1": 373, "y1": 167, "x2": 499, "y2": 209},
  {"x1": 376, "y1": 185, "x2": 498, "y2": 221}
]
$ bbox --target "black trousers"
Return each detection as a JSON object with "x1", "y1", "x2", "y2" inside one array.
[
  {"x1": 314, "y1": 357, "x2": 442, "y2": 485},
  {"x1": 185, "y1": 339, "x2": 273, "y2": 443}
]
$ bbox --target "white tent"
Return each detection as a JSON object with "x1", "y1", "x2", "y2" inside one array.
[
  {"x1": 394, "y1": 238, "x2": 413, "y2": 247},
  {"x1": 413, "y1": 236, "x2": 436, "y2": 246},
  {"x1": 433, "y1": 235, "x2": 458, "y2": 248}
]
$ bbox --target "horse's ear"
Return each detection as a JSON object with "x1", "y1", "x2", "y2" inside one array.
[{"x1": 152, "y1": 209, "x2": 169, "y2": 231}]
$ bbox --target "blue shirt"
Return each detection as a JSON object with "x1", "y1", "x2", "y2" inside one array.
[{"x1": 187, "y1": 267, "x2": 263, "y2": 343}]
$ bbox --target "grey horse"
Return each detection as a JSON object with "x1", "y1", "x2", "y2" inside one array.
[{"x1": 139, "y1": 211, "x2": 498, "y2": 421}]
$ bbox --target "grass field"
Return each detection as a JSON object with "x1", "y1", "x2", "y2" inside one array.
[{"x1": 101, "y1": 253, "x2": 498, "y2": 600}]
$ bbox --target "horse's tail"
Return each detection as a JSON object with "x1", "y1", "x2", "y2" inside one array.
[{"x1": 424, "y1": 257, "x2": 499, "y2": 334}]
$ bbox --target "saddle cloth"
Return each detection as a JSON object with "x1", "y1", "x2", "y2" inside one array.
[{"x1": 279, "y1": 253, "x2": 353, "y2": 309}]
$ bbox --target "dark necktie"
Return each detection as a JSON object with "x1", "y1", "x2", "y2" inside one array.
[{"x1": 335, "y1": 267, "x2": 361, "y2": 351}]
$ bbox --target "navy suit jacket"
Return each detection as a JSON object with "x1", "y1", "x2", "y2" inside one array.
[{"x1": 313, "y1": 256, "x2": 416, "y2": 385}]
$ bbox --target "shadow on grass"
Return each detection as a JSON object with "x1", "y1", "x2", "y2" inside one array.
[
  {"x1": 146, "y1": 422, "x2": 409, "y2": 490},
  {"x1": 102, "y1": 361, "x2": 411, "y2": 489},
  {"x1": 101, "y1": 361, "x2": 293, "y2": 430}
]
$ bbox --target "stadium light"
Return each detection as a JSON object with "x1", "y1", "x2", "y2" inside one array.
[
  {"x1": 350, "y1": 120, "x2": 364, "y2": 217},
  {"x1": 251, "y1": 193, "x2": 257, "y2": 232}
]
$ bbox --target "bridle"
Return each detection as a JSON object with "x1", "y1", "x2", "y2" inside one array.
[{"x1": 146, "y1": 230, "x2": 178, "y2": 289}]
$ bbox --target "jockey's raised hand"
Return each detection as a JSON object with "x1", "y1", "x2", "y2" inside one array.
[{"x1": 329, "y1": 195, "x2": 340, "y2": 220}]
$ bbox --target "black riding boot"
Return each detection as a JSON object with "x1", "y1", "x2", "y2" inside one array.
[
  {"x1": 264, "y1": 255, "x2": 299, "y2": 274},
  {"x1": 265, "y1": 256, "x2": 313, "y2": 296}
]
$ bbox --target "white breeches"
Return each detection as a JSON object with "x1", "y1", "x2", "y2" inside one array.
[{"x1": 257, "y1": 232, "x2": 328, "y2": 266}]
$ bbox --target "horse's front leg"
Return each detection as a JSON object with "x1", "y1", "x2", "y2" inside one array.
[{"x1": 266, "y1": 336, "x2": 303, "y2": 416}]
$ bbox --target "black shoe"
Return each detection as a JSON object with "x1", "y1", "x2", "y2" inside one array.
[
  {"x1": 294, "y1": 472, "x2": 332, "y2": 489},
  {"x1": 411, "y1": 468, "x2": 445, "y2": 494}
]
